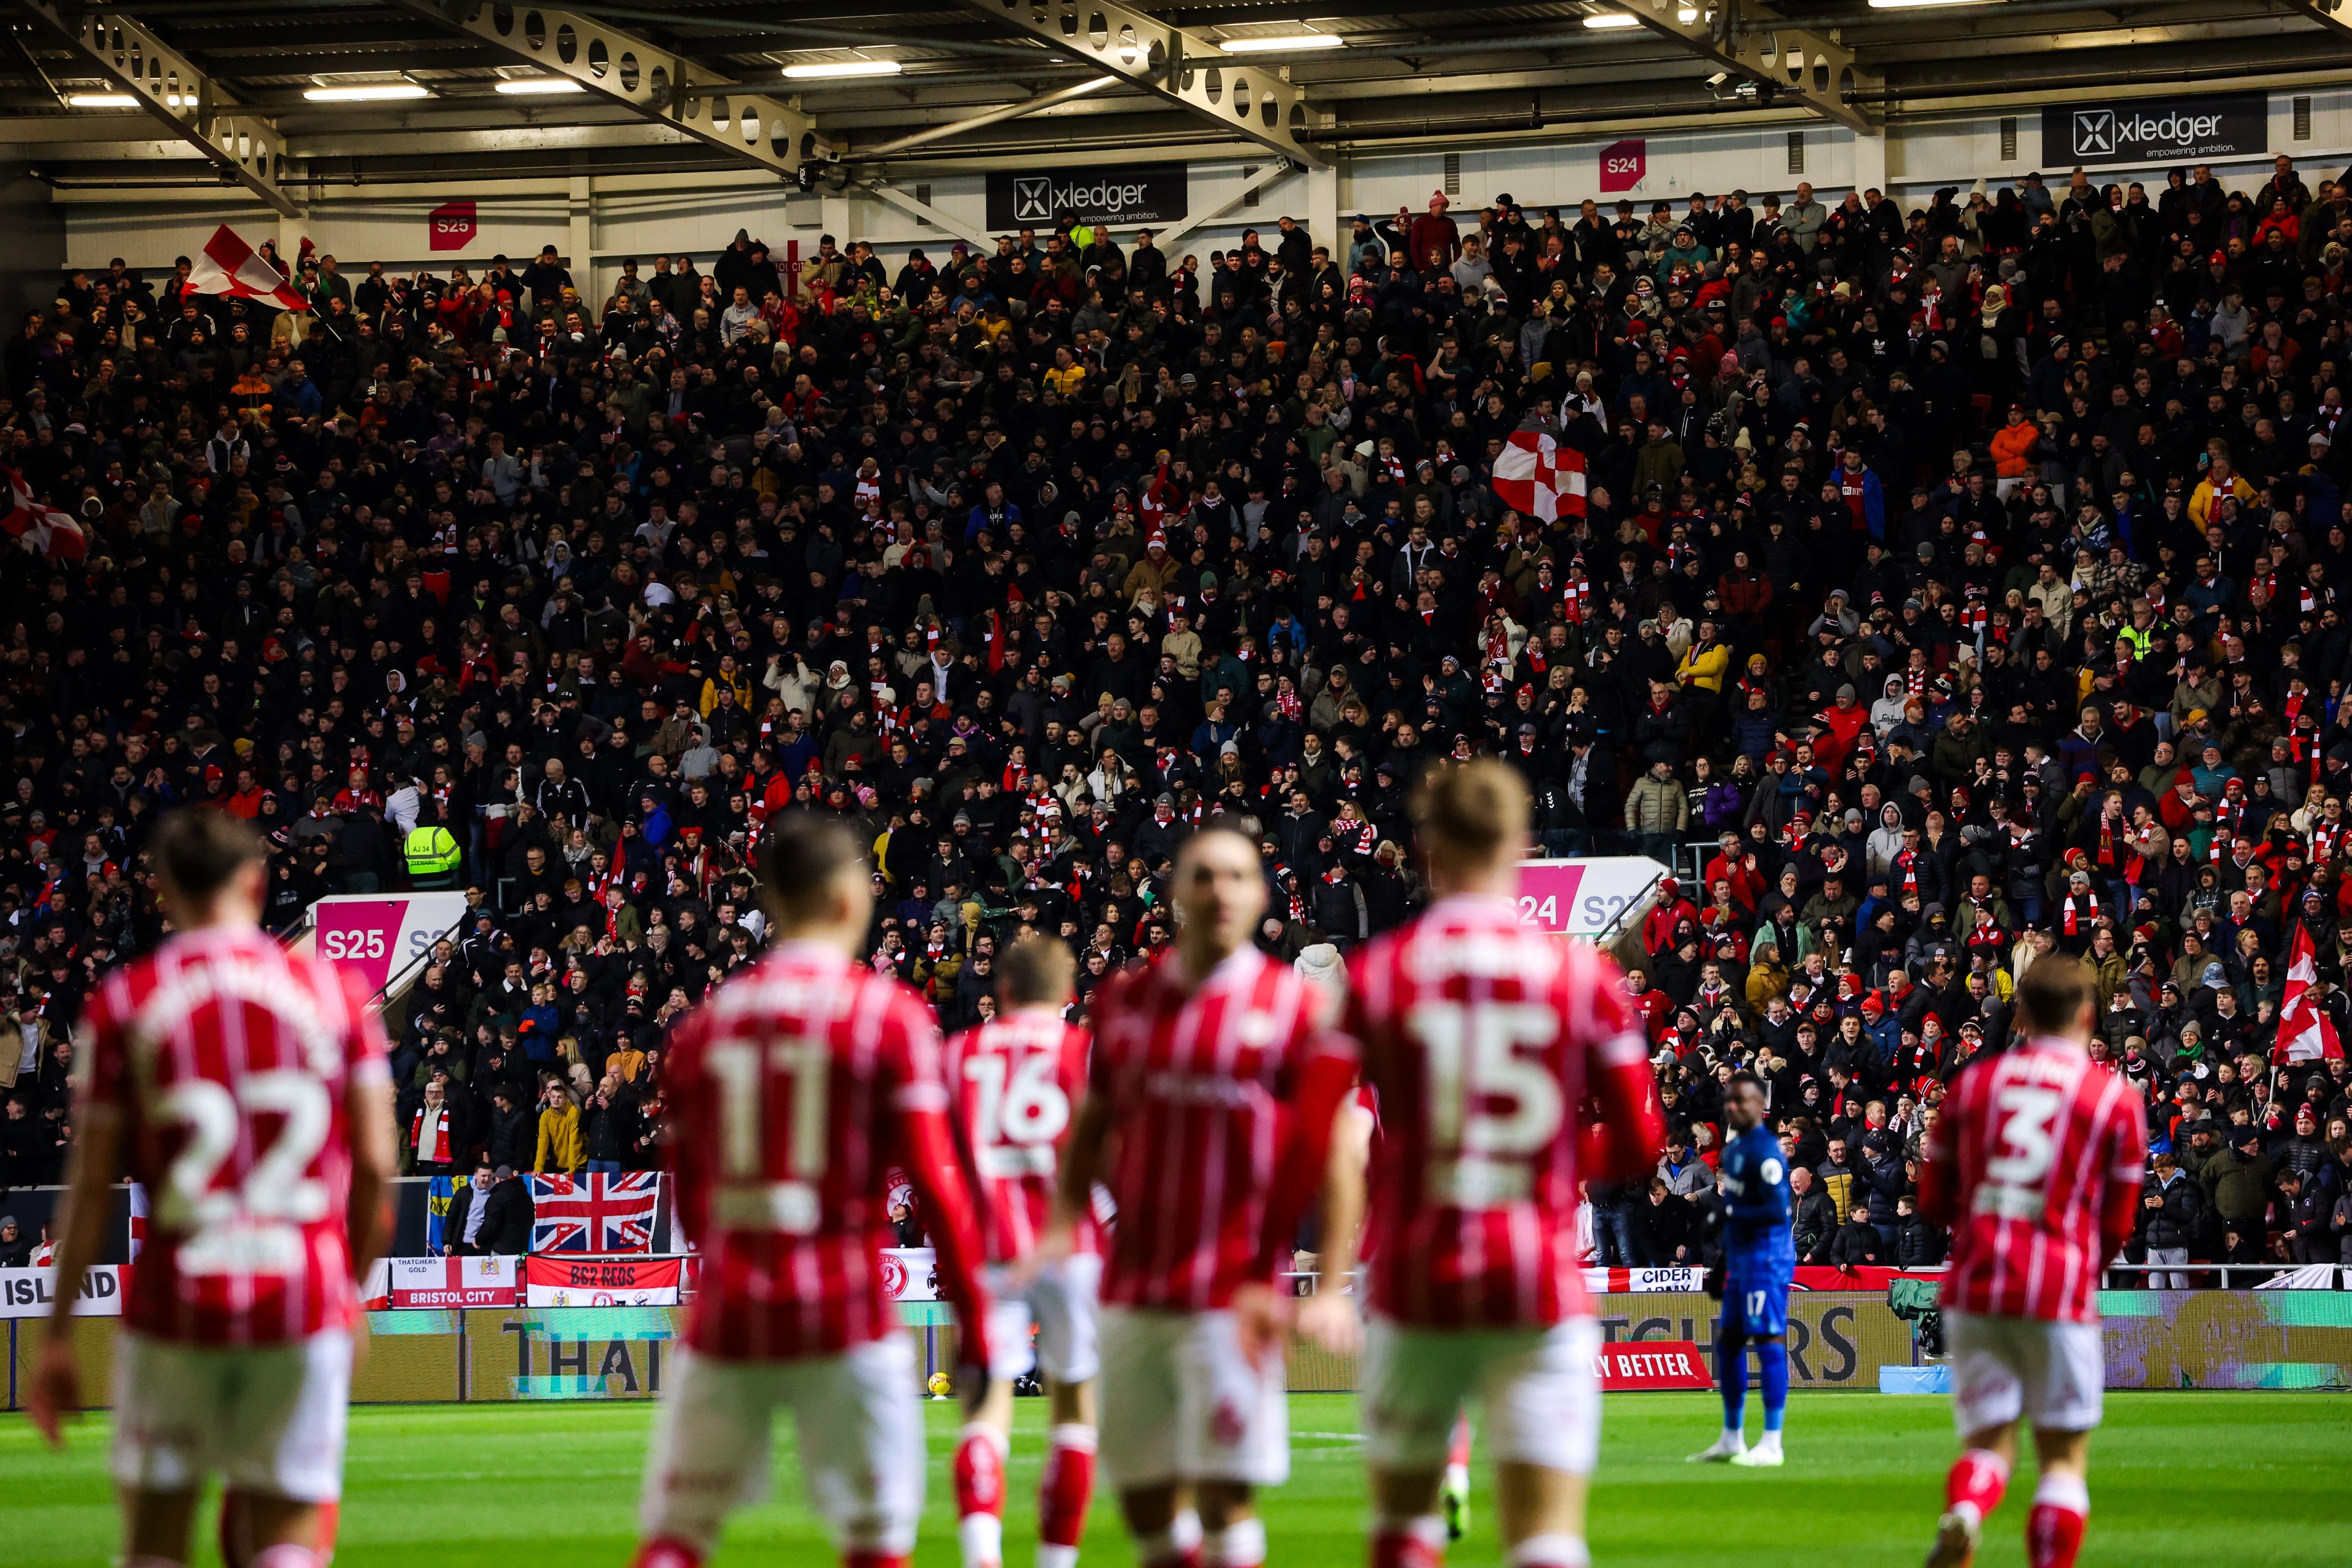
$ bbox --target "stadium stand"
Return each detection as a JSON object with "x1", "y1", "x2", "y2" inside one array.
[{"x1": 4, "y1": 160, "x2": 2352, "y2": 1283}]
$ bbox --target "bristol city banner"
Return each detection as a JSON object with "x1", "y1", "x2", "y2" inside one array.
[
  {"x1": 390, "y1": 1255, "x2": 521, "y2": 1308},
  {"x1": 0, "y1": 1263, "x2": 124, "y2": 1319},
  {"x1": 523, "y1": 1255, "x2": 683, "y2": 1307},
  {"x1": 1592, "y1": 1339, "x2": 1713, "y2": 1391}
]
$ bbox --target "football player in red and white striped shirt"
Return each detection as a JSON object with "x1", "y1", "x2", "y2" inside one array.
[
  {"x1": 1917, "y1": 955, "x2": 2145, "y2": 1568},
  {"x1": 1294, "y1": 762, "x2": 1662, "y2": 1568},
  {"x1": 634, "y1": 815, "x2": 994, "y2": 1568},
  {"x1": 29, "y1": 809, "x2": 395, "y2": 1568},
  {"x1": 1051, "y1": 826, "x2": 1355, "y2": 1568},
  {"x1": 943, "y1": 937, "x2": 1100, "y2": 1568}
]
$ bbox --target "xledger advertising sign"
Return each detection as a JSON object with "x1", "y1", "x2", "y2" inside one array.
[
  {"x1": 2041, "y1": 92, "x2": 2266, "y2": 168},
  {"x1": 985, "y1": 162, "x2": 1189, "y2": 230}
]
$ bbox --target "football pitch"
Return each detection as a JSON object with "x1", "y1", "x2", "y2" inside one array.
[{"x1": 6, "y1": 1392, "x2": 2347, "y2": 1566}]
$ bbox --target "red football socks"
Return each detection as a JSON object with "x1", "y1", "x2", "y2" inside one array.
[
  {"x1": 2026, "y1": 1473, "x2": 2089, "y2": 1568},
  {"x1": 1037, "y1": 1422, "x2": 1098, "y2": 1568},
  {"x1": 954, "y1": 1423, "x2": 1009, "y2": 1567},
  {"x1": 1372, "y1": 1515, "x2": 1448, "y2": 1568},
  {"x1": 628, "y1": 1535, "x2": 705, "y2": 1568},
  {"x1": 1944, "y1": 1447, "x2": 2011, "y2": 1527}
]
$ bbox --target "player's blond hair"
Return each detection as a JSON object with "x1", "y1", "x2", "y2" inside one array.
[
  {"x1": 1410, "y1": 759, "x2": 1529, "y2": 869},
  {"x1": 997, "y1": 935, "x2": 1076, "y2": 1008},
  {"x1": 2016, "y1": 953, "x2": 2096, "y2": 1036}
]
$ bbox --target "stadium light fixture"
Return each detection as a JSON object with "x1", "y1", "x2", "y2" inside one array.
[
  {"x1": 1582, "y1": 13, "x2": 1642, "y2": 27},
  {"x1": 782, "y1": 59, "x2": 903, "y2": 79},
  {"x1": 1866, "y1": 0, "x2": 1999, "y2": 8},
  {"x1": 304, "y1": 83, "x2": 431, "y2": 101},
  {"x1": 1218, "y1": 34, "x2": 1346, "y2": 52},
  {"x1": 66, "y1": 92, "x2": 173, "y2": 107},
  {"x1": 494, "y1": 77, "x2": 586, "y2": 95}
]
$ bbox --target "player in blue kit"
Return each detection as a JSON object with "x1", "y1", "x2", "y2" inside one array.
[{"x1": 1689, "y1": 1074, "x2": 1794, "y2": 1467}]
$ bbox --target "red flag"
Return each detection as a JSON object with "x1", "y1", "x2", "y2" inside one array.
[
  {"x1": 185, "y1": 223, "x2": 310, "y2": 312},
  {"x1": 2274, "y1": 922, "x2": 2343, "y2": 1064},
  {"x1": 0, "y1": 463, "x2": 87, "y2": 560},
  {"x1": 1491, "y1": 427, "x2": 1588, "y2": 521}
]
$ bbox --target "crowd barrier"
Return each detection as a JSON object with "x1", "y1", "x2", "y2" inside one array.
[{"x1": 12, "y1": 1287, "x2": 2347, "y2": 1410}]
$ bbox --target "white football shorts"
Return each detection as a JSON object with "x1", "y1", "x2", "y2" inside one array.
[
  {"x1": 1097, "y1": 1307, "x2": 1290, "y2": 1489},
  {"x1": 640, "y1": 1334, "x2": 923, "y2": 1555},
  {"x1": 984, "y1": 1252, "x2": 1102, "y2": 1385},
  {"x1": 110, "y1": 1329, "x2": 354, "y2": 1504},
  {"x1": 1946, "y1": 1311, "x2": 2105, "y2": 1435},
  {"x1": 1360, "y1": 1314, "x2": 1601, "y2": 1475}
]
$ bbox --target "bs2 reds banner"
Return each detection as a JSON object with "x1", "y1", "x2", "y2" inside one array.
[
  {"x1": 1490, "y1": 428, "x2": 1588, "y2": 522},
  {"x1": 524, "y1": 1255, "x2": 683, "y2": 1307},
  {"x1": 390, "y1": 1255, "x2": 520, "y2": 1308},
  {"x1": 1592, "y1": 1340, "x2": 1713, "y2": 1390}
]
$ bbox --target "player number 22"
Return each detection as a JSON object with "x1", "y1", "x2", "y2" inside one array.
[{"x1": 154, "y1": 1071, "x2": 332, "y2": 1231}]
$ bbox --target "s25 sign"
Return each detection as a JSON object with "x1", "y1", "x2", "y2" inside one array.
[{"x1": 319, "y1": 927, "x2": 387, "y2": 961}]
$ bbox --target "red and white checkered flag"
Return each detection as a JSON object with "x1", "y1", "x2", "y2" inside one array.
[
  {"x1": 1490, "y1": 427, "x2": 1587, "y2": 522},
  {"x1": 185, "y1": 223, "x2": 310, "y2": 312}
]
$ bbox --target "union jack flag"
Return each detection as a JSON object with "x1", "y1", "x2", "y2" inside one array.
[{"x1": 528, "y1": 1172, "x2": 660, "y2": 1253}]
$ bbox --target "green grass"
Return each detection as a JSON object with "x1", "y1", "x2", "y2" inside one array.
[{"x1": 6, "y1": 1393, "x2": 2347, "y2": 1566}]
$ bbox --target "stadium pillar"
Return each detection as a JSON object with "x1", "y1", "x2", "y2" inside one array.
[
  {"x1": 568, "y1": 175, "x2": 593, "y2": 297},
  {"x1": 1852, "y1": 128, "x2": 1888, "y2": 196},
  {"x1": 1307, "y1": 160, "x2": 1339, "y2": 269},
  {"x1": 821, "y1": 192, "x2": 854, "y2": 249}
]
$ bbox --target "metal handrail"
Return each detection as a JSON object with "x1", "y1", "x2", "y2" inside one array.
[{"x1": 2099, "y1": 1261, "x2": 2338, "y2": 1289}]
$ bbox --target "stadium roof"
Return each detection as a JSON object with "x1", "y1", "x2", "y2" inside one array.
[{"x1": 0, "y1": 0, "x2": 2346, "y2": 203}]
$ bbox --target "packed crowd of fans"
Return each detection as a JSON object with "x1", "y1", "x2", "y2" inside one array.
[{"x1": 2, "y1": 153, "x2": 2351, "y2": 1282}]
